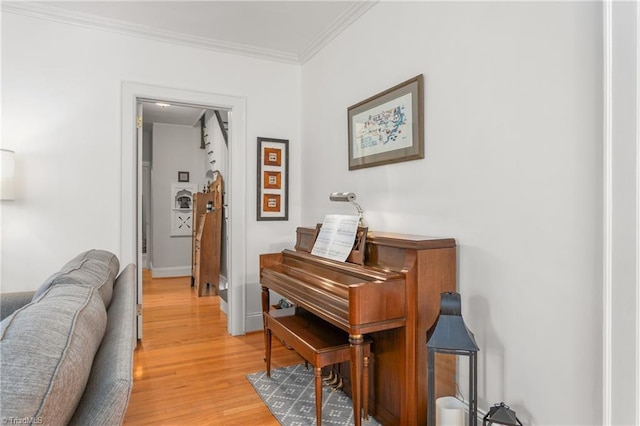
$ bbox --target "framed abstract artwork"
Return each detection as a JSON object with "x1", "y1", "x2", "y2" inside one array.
[
  {"x1": 348, "y1": 74, "x2": 424, "y2": 170},
  {"x1": 257, "y1": 137, "x2": 288, "y2": 221}
]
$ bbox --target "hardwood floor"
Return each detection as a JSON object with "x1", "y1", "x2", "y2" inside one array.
[{"x1": 123, "y1": 271, "x2": 302, "y2": 425}]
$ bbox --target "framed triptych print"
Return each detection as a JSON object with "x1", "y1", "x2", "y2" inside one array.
[{"x1": 257, "y1": 137, "x2": 288, "y2": 221}]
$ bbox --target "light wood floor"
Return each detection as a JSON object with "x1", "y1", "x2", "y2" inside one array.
[{"x1": 123, "y1": 271, "x2": 302, "y2": 425}]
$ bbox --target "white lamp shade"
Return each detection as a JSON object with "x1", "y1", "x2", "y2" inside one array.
[{"x1": 1, "y1": 149, "x2": 15, "y2": 201}]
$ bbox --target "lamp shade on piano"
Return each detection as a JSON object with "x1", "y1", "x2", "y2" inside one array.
[
  {"x1": 329, "y1": 192, "x2": 356, "y2": 202},
  {"x1": 427, "y1": 292, "x2": 479, "y2": 426}
]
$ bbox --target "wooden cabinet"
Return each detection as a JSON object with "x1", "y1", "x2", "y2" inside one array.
[
  {"x1": 191, "y1": 190, "x2": 210, "y2": 287},
  {"x1": 191, "y1": 174, "x2": 223, "y2": 297}
]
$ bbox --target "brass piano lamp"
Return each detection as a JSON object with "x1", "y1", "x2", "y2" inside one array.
[
  {"x1": 329, "y1": 192, "x2": 364, "y2": 226},
  {"x1": 427, "y1": 292, "x2": 479, "y2": 426}
]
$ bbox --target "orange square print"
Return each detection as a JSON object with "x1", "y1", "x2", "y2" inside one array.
[{"x1": 263, "y1": 194, "x2": 281, "y2": 212}]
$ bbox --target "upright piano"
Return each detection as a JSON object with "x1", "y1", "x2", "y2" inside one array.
[{"x1": 260, "y1": 227, "x2": 457, "y2": 425}]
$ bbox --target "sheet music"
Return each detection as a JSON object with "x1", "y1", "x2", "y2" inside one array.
[{"x1": 311, "y1": 214, "x2": 359, "y2": 262}]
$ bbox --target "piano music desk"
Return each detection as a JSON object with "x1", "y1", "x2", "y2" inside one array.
[{"x1": 264, "y1": 308, "x2": 372, "y2": 426}]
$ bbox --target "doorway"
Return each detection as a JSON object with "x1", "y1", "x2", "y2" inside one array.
[
  {"x1": 121, "y1": 82, "x2": 247, "y2": 338},
  {"x1": 139, "y1": 102, "x2": 227, "y2": 281}
]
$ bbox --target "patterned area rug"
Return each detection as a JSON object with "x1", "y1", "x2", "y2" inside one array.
[{"x1": 247, "y1": 363, "x2": 381, "y2": 426}]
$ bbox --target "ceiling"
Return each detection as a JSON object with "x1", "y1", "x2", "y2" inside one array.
[
  {"x1": 5, "y1": 1, "x2": 376, "y2": 64},
  {"x1": 142, "y1": 101, "x2": 207, "y2": 127}
]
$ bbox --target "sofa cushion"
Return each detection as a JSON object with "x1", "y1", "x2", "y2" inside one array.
[
  {"x1": 33, "y1": 249, "x2": 119, "y2": 308},
  {"x1": 0, "y1": 284, "x2": 107, "y2": 425}
]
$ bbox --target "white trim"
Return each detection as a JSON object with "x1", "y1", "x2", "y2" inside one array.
[
  {"x1": 298, "y1": 1, "x2": 378, "y2": 64},
  {"x1": 151, "y1": 266, "x2": 192, "y2": 278},
  {"x1": 121, "y1": 82, "x2": 247, "y2": 336},
  {"x1": 2, "y1": 1, "x2": 375, "y2": 65},
  {"x1": 245, "y1": 312, "x2": 264, "y2": 333},
  {"x1": 454, "y1": 394, "x2": 486, "y2": 425},
  {"x1": 2, "y1": 2, "x2": 297, "y2": 64},
  {"x1": 603, "y1": 1, "x2": 613, "y2": 424},
  {"x1": 136, "y1": 101, "x2": 144, "y2": 340},
  {"x1": 636, "y1": 3, "x2": 640, "y2": 423},
  {"x1": 219, "y1": 298, "x2": 228, "y2": 315}
]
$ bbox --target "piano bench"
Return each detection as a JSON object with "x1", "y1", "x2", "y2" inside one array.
[{"x1": 263, "y1": 309, "x2": 371, "y2": 426}]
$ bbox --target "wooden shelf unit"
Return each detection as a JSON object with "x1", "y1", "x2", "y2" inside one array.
[{"x1": 191, "y1": 174, "x2": 223, "y2": 297}]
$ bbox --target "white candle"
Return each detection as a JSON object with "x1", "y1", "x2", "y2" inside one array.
[{"x1": 436, "y1": 396, "x2": 465, "y2": 426}]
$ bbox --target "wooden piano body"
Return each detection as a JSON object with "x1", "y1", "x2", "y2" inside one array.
[{"x1": 259, "y1": 227, "x2": 457, "y2": 425}]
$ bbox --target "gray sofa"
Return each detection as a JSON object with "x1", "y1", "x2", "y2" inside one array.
[{"x1": 0, "y1": 250, "x2": 136, "y2": 425}]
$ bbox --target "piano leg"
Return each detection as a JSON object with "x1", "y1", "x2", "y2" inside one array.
[
  {"x1": 349, "y1": 334, "x2": 364, "y2": 426},
  {"x1": 363, "y1": 355, "x2": 369, "y2": 421},
  {"x1": 314, "y1": 366, "x2": 322, "y2": 426},
  {"x1": 265, "y1": 327, "x2": 272, "y2": 378}
]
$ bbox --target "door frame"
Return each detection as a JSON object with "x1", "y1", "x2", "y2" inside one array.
[
  {"x1": 121, "y1": 82, "x2": 247, "y2": 337},
  {"x1": 141, "y1": 161, "x2": 151, "y2": 270}
]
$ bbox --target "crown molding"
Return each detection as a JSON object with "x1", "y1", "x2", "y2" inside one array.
[
  {"x1": 3, "y1": 1, "x2": 378, "y2": 65},
  {"x1": 2, "y1": 1, "x2": 300, "y2": 64},
  {"x1": 298, "y1": 0, "x2": 378, "y2": 64}
]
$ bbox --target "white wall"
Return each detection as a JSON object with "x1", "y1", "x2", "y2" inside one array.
[
  {"x1": 301, "y1": 2, "x2": 602, "y2": 424},
  {"x1": 0, "y1": 10, "x2": 301, "y2": 313},
  {"x1": 609, "y1": 1, "x2": 639, "y2": 424},
  {"x1": 150, "y1": 123, "x2": 202, "y2": 277}
]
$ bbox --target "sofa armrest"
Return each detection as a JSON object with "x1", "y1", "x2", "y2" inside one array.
[
  {"x1": 0, "y1": 291, "x2": 36, "y2": 321},
  {"x1": 69, "y1": 263, "x2": 137, "y2": 425}
]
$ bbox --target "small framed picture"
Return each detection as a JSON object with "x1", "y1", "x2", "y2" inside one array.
[
  {"x1": 257, "y1": 137, "x2": 288, "y2": 221},
  {"x1": 262, "y1": 194, "x2": 281, "y2": 212},
  {"x1": 178, "y1": 171, "x2": 190, "y2": 182},
  {"x1": 263, "y1": 148, "x2": 282, "y2": 166},
  {"x1": 263, "y1": 171, "x2": 282, "y2": 189}
]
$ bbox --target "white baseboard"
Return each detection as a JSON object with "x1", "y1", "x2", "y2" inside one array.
[
  {"x1": 453, "y1": 395, "x2": 487, "y2": 424},
  {"x1": 151, "y1": 266, "x2": 191, "y2": 278},
  {"x1": 245, "y1": 312, "x2": 263, "y2": 333}
]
